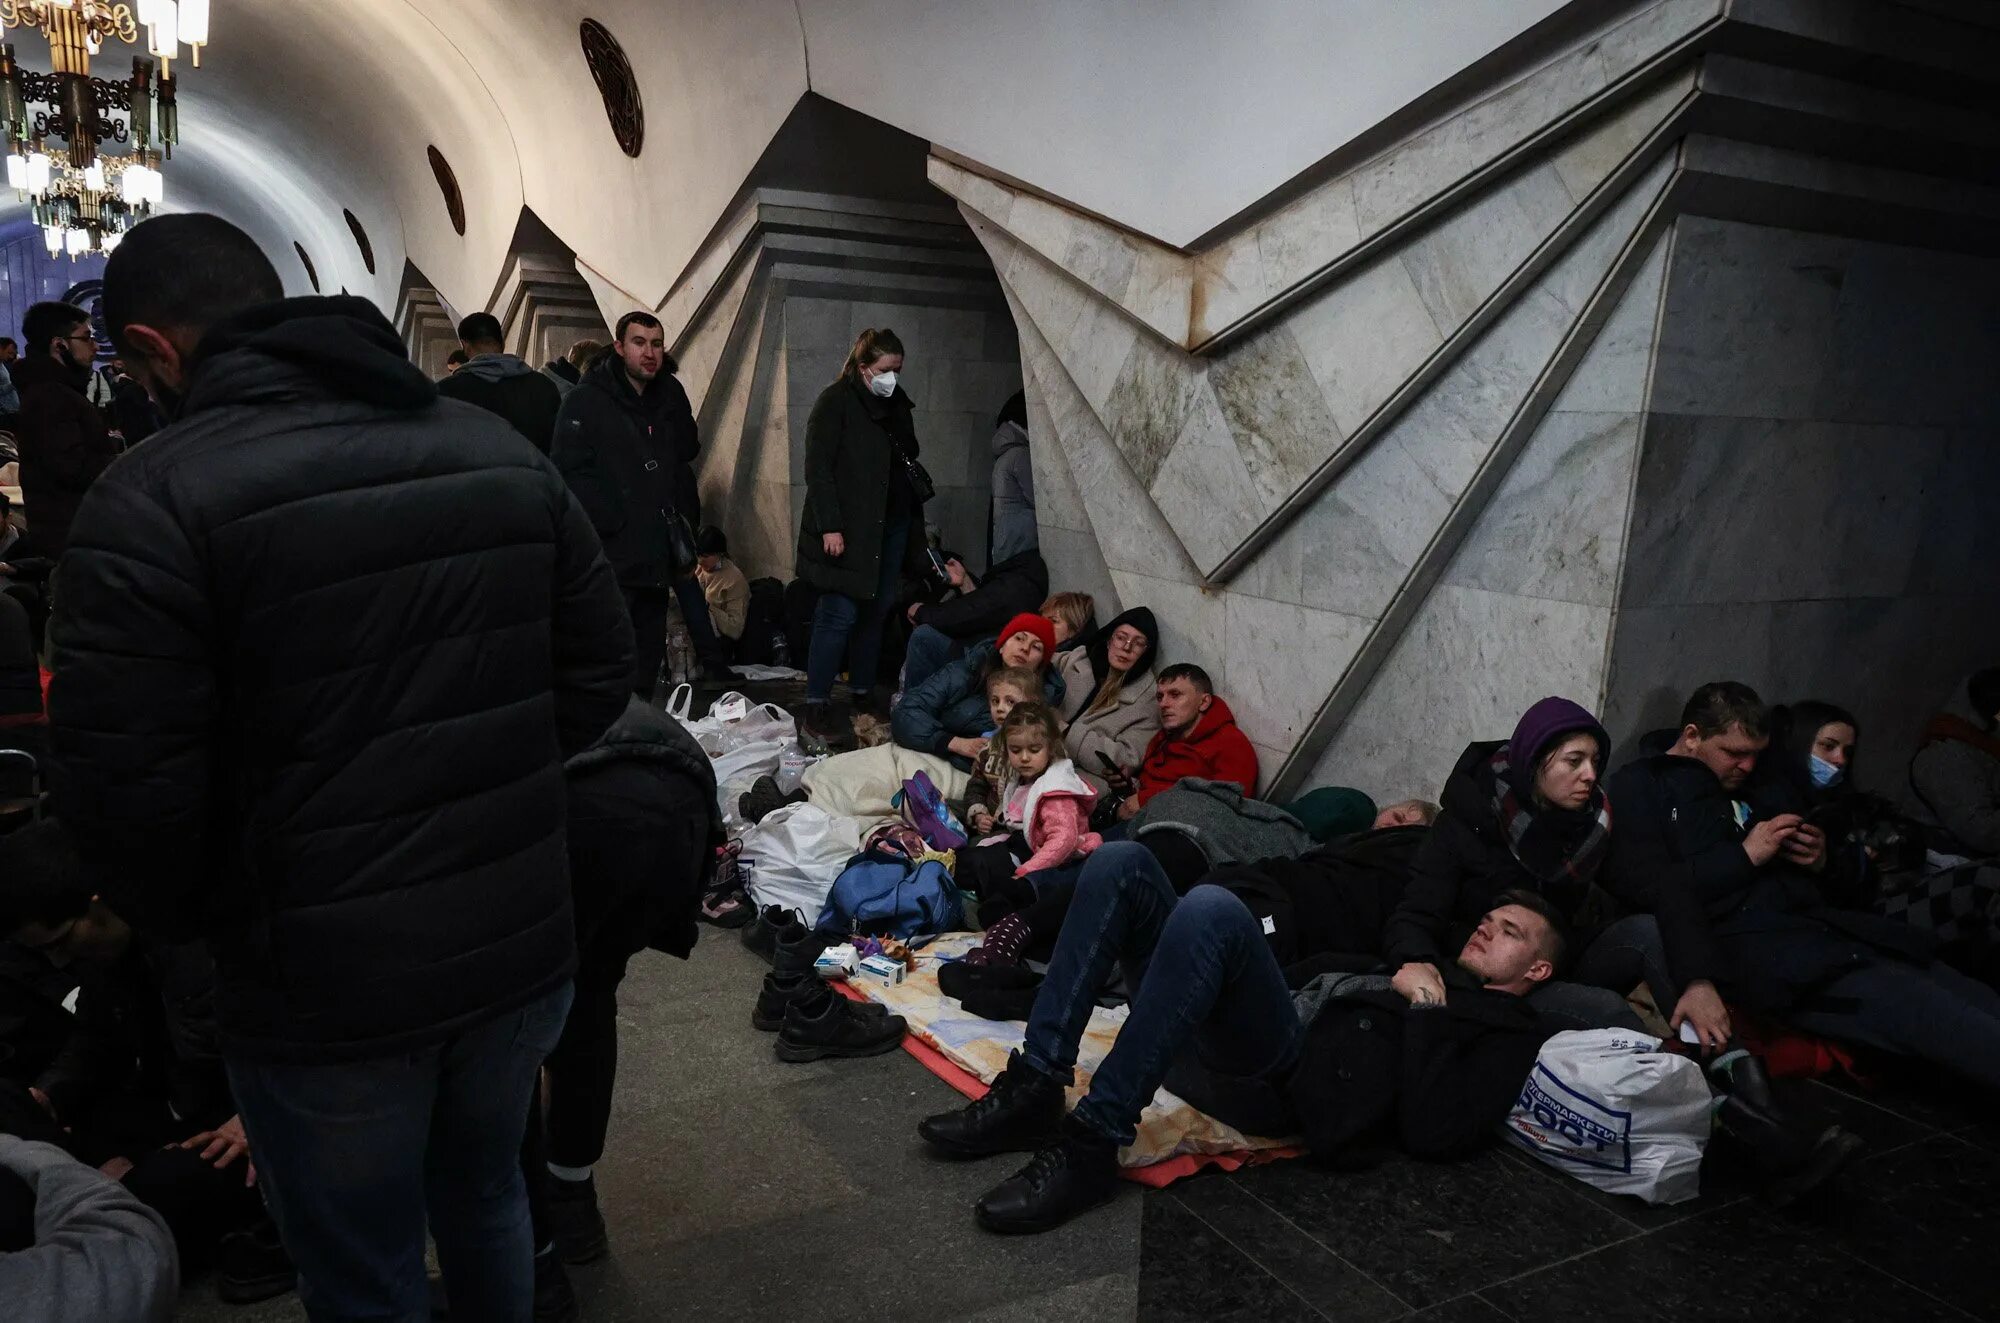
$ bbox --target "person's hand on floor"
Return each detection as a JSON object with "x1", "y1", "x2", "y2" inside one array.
[
  {"x1": 1393, "y1": 962, "x2": 1447, "y2": 1007},
  {"x1": 182, "y1": 1113, "x2": 256, "y2": 1187},
  {"x1": 1744, "y1": 814, "x2": 1800, "y2": 867},
  {"x1": 1670, "y1": 979, "x2": 1731, "y2": 1053}
]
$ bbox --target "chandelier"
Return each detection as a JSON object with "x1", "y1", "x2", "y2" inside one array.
[{"x1": 0, "y1": 1, "x2": 209, "y2": 172}]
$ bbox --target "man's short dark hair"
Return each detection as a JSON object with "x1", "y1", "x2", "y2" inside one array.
[
  {"x1": 1158, "y1": 663, "x2": 1211, "y2": 695},
  {"x1": 696, "y1": 524, "x2": 727, "y2": 557},
  {"x1": 445, "y1": 349, "x2": 468, "y2": 367},
  {"x1": 0, "y1": 821, "x2": 90, "y2": 935},
  {"x1": 22, "y1": 302, "x2": 88, "y2": 355},
  {"x1": 1679, "y1": 681, "x2": 1768, "y2": 740},
  {"x1": 1970, "y1": 667, "x2": 2000, "y2": 726},
  {"x1": 0, "y1": 336, "x2": 17, "y2": 351},
  {"x1": 457, "y1": 312, "x2": 504, "y2": 348},
  {"x1": 1493, "y1": 888, "x2": 1568, "y2": 969},
  {"x1": 102, "y1": 214, "x2": 282, "y2": 351},
  {"x1": 615, "y1": 310, "x2": 662, "y2": 341}
]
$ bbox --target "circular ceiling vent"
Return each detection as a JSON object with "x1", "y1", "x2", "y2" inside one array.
[
  {"x1": 427, "y1": 146, "x2": 467, "y2": 236},
  {"x1": 294, "y1": 242, "x2": 320, "y2": 292},
  {"x1": 343, "y1": 209, "x2": 376, "y2": 274},
  {"x1": 579, "y1": 19, "x2": 644, "y2": 157}
]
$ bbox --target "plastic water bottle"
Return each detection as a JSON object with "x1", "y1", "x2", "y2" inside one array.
[
  {"x1": 772, "y1": 626, "x2": 791, "y2": 668},
  {"x1": 776, "y1": 745, "x2": 812, "y2": 794}
]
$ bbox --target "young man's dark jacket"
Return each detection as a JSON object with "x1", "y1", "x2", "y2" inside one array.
[
  {"x1": 47, "y1": 295, "x2": 634, "y2": 1065},
  {"x1": 908, "y1": 549, "x2": 1049, "y2": 642},
  {"x1": 1607, "y1": 729, "x2": 1932, "y2": 1010},
  {"x1": 12, "y1": 352, "x2": 117, "y2": 556},
  {"x1": 1285, "y1": 969, "x2": 1550, "y2": 1166},
  {"x1": 551, "y1": 352, "x2": 702, "y2": 590},
  {"x1": 1204, "y1": 824, "x2": 1428, "y2": 970},
  {"x1": 437, "y1": 352, "x2": 564, "y2": 454}
]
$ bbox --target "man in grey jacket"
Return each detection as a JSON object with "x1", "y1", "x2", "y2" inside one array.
[
  {"x1": 0, "y1": 1136, "x2": 179, "y2": 1322},
  {"x1": 988, "y1": 391, "x2": 1036, "y2": 565}
]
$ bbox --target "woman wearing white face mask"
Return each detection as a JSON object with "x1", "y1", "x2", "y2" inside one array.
[{"x1": 796, "y1": 327, "x2": 923, "y2": 748}]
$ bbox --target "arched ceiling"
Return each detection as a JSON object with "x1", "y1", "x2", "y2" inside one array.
[{"x1": 0, "y1": 0, "x2": 1568, "y2": 313}]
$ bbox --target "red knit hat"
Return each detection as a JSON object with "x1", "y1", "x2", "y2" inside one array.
[{"x1": 998, "y1": 612, "x2": 1057, "y2": 660}]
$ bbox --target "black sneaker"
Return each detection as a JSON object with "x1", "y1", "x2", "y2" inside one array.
[
  {"x1": 740, "y1": 904, "x2": 789, "y2": 962},
  {"x1": 216, "y1": 1217, "x2": 295, "y2": 1304},
  {"x1": 739, "y1": 776, "x2": 794, "y2": 826},
  {"x1": 973, "y1": 1119, "x2": 1121, "y2": 1234},
  {"x1": 775, "y1": 983, "x2": 908, "y2": 1063},
  {"x1": 754, "y1": 971, "x2": 893, "y2": 1031},
  {"x1": 534, "y1": 1245, "x2": 580, "y2": 1323},
  {"x1": 918, "y1": 1050, "x2": 1066, "y2": 1158},
  {"x1": 544, "y1": 1172, "x2": 609, "y2": 1265}
]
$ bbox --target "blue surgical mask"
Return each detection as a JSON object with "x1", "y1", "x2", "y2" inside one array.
[{"x1": 1808, "y1": 753, "x2": 1843, "y2": 789}]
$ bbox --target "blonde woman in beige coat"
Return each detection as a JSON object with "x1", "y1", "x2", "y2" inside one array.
[{"x1": 1055, "y1": 606, "x2": 1161, "y2": 796}]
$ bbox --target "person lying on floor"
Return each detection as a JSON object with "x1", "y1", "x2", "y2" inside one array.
[
  {"x1": 900, "y1": 546, "x2": 1051, "y2": 692},
  {"x1": 1100, "y1": 664, "x2": 1259, "y2": 822},
  {"x1": 1614, "y1": 681, "x2": 2000, "y2": 1094},
  {"x1": 890, "y1": 612, "x2": 1064, "y2": 771},
  {"x1": 917, "y1": 841, "x2": 1563, "y2": 1233},
  {"x1": 0, "y1": 822, "x2": 289, "y2": 1302},
  {"x1": 1382, "y1": 697, "x2": 1693, "y2": 1035},
  {"x1": 1129, "y1": 776, "x2": 1435, "y2": 894}
]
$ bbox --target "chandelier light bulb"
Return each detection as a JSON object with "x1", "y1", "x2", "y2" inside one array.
[
  {"x1": 100, "y1": 229, "x2": 121, "y2": 254},
  {"x1": 64, "y1": 226, "x2": 88, "y2": 258},
  {"x1": 149, "y1": 2, "x2": 179, "y2": 59},
  {"x1": 5, "y1": 154, "x2": 25, "y2": 191},
  {"x1": 137, "y1": 0, "x2": 166, "y2": 23},
  {"x1": 42, "y1": 224, "x2": 61, "y2": 257},
  {"x1": 25, "y1": 151, "x2": 50, "y2": 193},
  {"x1": 180, "y1": 0, "x2": 209, "y2": 47},
  {"x1": 83, "y1": 162, "x2": 104, "y2": 191}
]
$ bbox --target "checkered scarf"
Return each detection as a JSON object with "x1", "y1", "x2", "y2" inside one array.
[{"x1": 1488, "y1": 743, "x2": 1612, "y2": 890}]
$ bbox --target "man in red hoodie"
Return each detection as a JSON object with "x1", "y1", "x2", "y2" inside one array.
[{"x1": 1112, "y1": 663, "x2": 1259, "y2": 821}]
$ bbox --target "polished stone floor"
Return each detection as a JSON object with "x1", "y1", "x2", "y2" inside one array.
[{"x1": 178, "y1": 675, "x2": 2000, "y2": 1322}]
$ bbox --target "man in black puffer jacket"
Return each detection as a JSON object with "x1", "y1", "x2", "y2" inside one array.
[
  {"x1": 46, "y1": 215, "x2": 633, "y2": 1321},
  {"x1": 552, "y1": 311, "x2": 730, "y2": 693}
]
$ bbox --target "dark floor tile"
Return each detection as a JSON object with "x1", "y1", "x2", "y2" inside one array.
[
  {"x1": 1494, "y1": 1141, "x2": 1745, "y2": 1232},
  {"x1": 1409, "y1": 1295, "x2": 1516, "y2": 1322},
  {"x1": 1137, "y1": 1194, "x2": 1326, "y2": 1323},
  {"x1": 1805, "y1": 1133, "x2": 2000, "y2": 1321},
  {"x1": 1170, "y1": 1173, "x2": 1405, "y2": 1321},
  {"x1": 1820, "y1": 1060, "x2": 1982, "y2": 1134},
  {"x1": 1484, "y1": 1198, "x2": 1968, "y2": 1323},
  {"x1": 1229, "y1": 1146, "x2": 1635, "y2": 1309},
  {"x1": 1780, "y1": 1076, "x2": 1935, "y2": 1152}
]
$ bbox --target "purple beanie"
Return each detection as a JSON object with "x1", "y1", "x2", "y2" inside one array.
[{"x1": 1509, "y1": 696, "x2": 1610, "y2": 772}]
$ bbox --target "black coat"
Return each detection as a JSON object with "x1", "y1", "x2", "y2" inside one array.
[
  {"x1": 565, "y1": 696, "x2": 721, "y2": 962},
  {"x1": 48, "y1": 296, "x2": 635, "y2": 1064},
  {"x1": 1284, "y1": 977, "x2": 1550, "y2": 1166},
  {"x1": 910, "y1": 549, "x2": 1049, "y2": 642},
  {"x1": 552, "y1": 354, "x2": 702, "y2": 590},
  {"x1": 796, "y1": 376, "x2": 920, "y2": 600},
  {"x1": 437, "y1": 354, "x2": 564, "y2": 454},
  {"x1": 1384, "y1": 742, "x2": 1622, "y2": 969},
  {"x1": 1606, "y1": 732, "x2": 1933, "y2": 1010},
  {"x1": 1206, "y1": 825, "x2": 1427, "y2": 969},
  {"x1": 13, "y1": 353, "x2": 116, "y2": 556}
]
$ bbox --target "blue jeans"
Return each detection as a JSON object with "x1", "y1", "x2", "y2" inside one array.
[
  {"x1": 806, "y1": 517, "x2": 910, "y2": 703},
  {"x1": 901, "y1": 623, "x2": 964, "y2": 692},
  {"x1": 227, "y1": 985, "x2": 574, "y2": 1323},
  {"x1": 1789, "y1": 958, "x2": 2000, "y2": 1092},
  {"x1": 1023, "y1": 843, "x2": 1304, "y2": 1146}
]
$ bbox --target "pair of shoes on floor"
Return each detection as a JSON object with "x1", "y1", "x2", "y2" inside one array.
[
  {"x1": 741, "y1": 904, "x2": 799, "y2": 963},
  {"x1": 739, "y1": 774, "x2": 809, "y2": 825},
  {"x1": 216, "y1": 1217, "x2": 294, "y2": 1304},
  {"x1": 916, "y1": 1051, "x2": 1120, "y2": 1233},
  {"x1": 772, "y1": 977, "x2": 908, "y2": 1062},
  {"x1": 754, "y1": 968, "x2": 895, "y2": 1031}
]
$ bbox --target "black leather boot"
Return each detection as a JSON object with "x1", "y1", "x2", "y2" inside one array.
[
  {"x1": 800, "y1": 702, "x2": 854, "y2": 754},
  {"x1": 919, "y1": 1050, "x2": 1068, "y2": 1158},
  {"x1": 1710, "y1": 1050, "x2": 1779, "y2": 1112},
  {"x1": 973, "y1": 1115, "x2": 1121, "y2": 1234},
  {"x1": 772, "y1": 921, "x2": 832, "y2": 979},
  {"x1": 1713, "y1": 1095, "x2": 1865, "y2": 1207}
]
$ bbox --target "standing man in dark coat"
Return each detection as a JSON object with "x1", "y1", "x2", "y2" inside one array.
[
  {"x1": 12, "y1": 302, "x2": 117, "y2": 558},
  {"x1": 1610, "y1": 682, "x2": 2000, "y2": 1090},
  {"x1": 437, "y1": 312, "x2": 564, "y2": 454},
  {"x1": 552, "y1": 311, "x2": 729, "y2": 694},
  {"x1": 46, "y1": 214, "x2": 634, "y2": 1322}
]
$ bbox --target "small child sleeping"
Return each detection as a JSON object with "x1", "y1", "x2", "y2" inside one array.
[{"x1": 962, "y1": 665, "x2": 1041, "y2": 836}]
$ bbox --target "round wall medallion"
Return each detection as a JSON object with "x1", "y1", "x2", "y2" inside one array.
[
  {"x1": 428, "y1": 146, "x2": 467, "y2": 236},
  {"x1": 579, "y1": 19, "x2": 644, "y2": 158}
]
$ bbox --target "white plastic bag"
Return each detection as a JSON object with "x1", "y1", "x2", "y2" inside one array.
[
  {"x1": 1501, "y1": 1029, "x2": 1710, "y2": 1206},
  {"x1": 713, "y1": 738, "x2": 789, "y2": 831},
  {"x1": 669, "y1": 687, "x2": 798, "y2": 758},
  {"x1": 737, "y1": 803, "x2": 862, "y2": 924}
]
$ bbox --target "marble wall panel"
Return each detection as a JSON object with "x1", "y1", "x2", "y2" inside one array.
[
  {"x1": 1904, "y1": 428, "x2": 2000, "y2": 599},
  {"x1": 1146, "y1": 384, "x2": 1268, "y2": 573},
  {"x1": 1292, "y1": 435, "x2": 1454, "y2": 621},
  {"x1": 1398, "y1": 163, "x2": 1575, "y2": 330},
  {"x1": 1621, "y1": 414, "x2": 1944, "y2": 607},
  {"x1": 1036, "y1": 524, "x2": 1122, "y2": 624},
  {"x1": 1445, "y1": 411, "x2": 1642, "y2": 607},
  {"x1": 1289, "y1": 250, "x2": 1445, "y2": 436},
  {"x1": 1206, "y1": 323, "x2": 1345, "y2": 508},
  {"x1": 1311, "y1": 584, "x2": 1615, "y2": 803},
  {"x1": 1223, "y1": 595, "x2": 1373, "y2": 756},
  {"x1": 1549, "y1": 229, "x2": 1670, "y2": 414},
  {"x1": 1107, "y1": 568, "x2": 1229, "y2": 689},
  {"x1": 1549, "y1": 67, "x2": 1696, "y2": 203},
  {"x1": 1101, "y1": 333, "x2": 1200, "y2": 489}
]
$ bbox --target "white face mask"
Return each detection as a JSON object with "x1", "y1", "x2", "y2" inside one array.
[{"x1": 868, "y1": 369, "x2": 898, "y2": 398}]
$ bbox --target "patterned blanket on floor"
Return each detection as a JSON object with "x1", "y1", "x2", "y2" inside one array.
[{"x1": 841, "y1": 934, "x2": 1301, "y2": 1170}]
